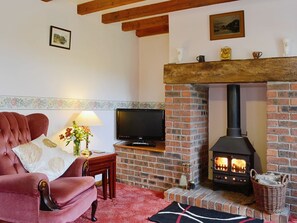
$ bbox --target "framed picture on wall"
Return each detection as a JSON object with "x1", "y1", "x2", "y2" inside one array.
[
  {"x1": 49, "y1": 26, "x2": 71, "y2": 50},
  {"x1": 209, "y1": 10, "x2": 245, "y2": 41}
]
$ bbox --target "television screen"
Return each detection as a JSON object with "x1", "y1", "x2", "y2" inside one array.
[{"x1": 116, "y1": 108, "x2": 165, "y2": 146}]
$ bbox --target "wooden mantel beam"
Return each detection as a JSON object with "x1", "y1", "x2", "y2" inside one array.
[
  {"x1": 102, "y1": 0, "x2": 237, "y2": 24},
  {"x1": 122, "y1": 15, "x2": 168, "y2": 31},
  {"x1": 164, "y1": 57, "x2": 297, "y2": 84},
  {"x1": 77, "y1": 0, "x2": 144, "y2": 15},
  {"x1": 136, "y1": 25, "x2": 169, "y2": 37}
]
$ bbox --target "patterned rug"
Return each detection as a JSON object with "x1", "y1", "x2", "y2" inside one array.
[{"x1": 148, "y1": 201, "x2": 264, "y2": 223}]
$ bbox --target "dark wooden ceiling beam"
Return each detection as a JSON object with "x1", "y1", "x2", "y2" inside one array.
[
  {"x1": 122, "y1": 15, "x2": 168, "y2": 31},
  {"x1": 41, "y1": 0, "x2": 52, "y2": 2},
  {"x1": 102, "y1": 0, "x2": 237, "y2": 24},
  {"x1": 136, "y1": 25, "x2": 169, "y2": 37},
  {"x1": 78, "y1": 0, "x2": 144, "y2": 15}
]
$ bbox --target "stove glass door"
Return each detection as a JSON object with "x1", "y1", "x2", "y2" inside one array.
[
  {"x1": 214, "y1": 157, "x2": 228, "y2": 172},
  {"x1": 231, "y1": 158, "x2": 246, "y2": 173}
]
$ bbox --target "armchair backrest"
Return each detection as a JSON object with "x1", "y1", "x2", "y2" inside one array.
[{"x1": 0, "y1": 112, "x2": 49, "y2": 175}]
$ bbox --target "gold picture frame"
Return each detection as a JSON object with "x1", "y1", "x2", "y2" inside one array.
[{"x1": 209, "y1": 10, "x2": 245, "y2": 41}]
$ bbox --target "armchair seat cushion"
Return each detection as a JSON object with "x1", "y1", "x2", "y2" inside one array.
[{"x1": 50, "y1": 176, "x2": 95, "y2": 207}]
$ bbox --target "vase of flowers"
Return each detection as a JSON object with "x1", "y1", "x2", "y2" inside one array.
[{"x1": 59, "y1": 121, "x2": 92, "y2": 156}]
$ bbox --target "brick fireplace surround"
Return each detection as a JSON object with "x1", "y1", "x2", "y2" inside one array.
[{"x1": 114, "y1": 57, "x2": 297, "y2": 222}]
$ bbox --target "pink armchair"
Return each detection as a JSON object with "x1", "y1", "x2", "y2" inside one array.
[{"x1": 0, "y1": 112, "x2": 97, "y2": 223}]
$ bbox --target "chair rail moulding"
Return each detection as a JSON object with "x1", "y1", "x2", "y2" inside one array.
[{"x1": 164, "y1": 57, "x2": 297, "y2": 84}]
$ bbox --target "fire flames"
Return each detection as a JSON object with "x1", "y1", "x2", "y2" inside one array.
[
  {"x1": 231, "y1": 158, "x2": 246, "y2": 173},
  {"x1": 214, "y1": 157, "x2": 228, "y2": 171},
  {"x1": 214, "y1": 157, "x2": 247, "y2": 173}
]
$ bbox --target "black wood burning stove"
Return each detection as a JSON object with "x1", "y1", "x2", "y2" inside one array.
[{"x1": 210, "y1": 84, "x2": 255, "y2": 195}]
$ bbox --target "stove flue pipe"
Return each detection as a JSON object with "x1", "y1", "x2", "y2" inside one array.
[{"x1": 227, "y1": 84, "x2": 241, "y2": 137}]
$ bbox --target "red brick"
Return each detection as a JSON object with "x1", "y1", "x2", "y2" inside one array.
[
  {"x1": 291, "y1": 98, "x2": 297, "y2": 105},
  {"x1": 230, "y1": 204, "x2": 239, "y2": 215},
  {"x1": 172, "y1": 85, "x2": 190, "y2": 91},
  {"x1": 267, "y1": 149, "x2": 278, "y2": 156},
  {"x1": 182, "y1": 91, "x2": 191, "y2": 97},
  {"x1": 291, "y1": 83, "x2": 297, "y2": 90},
  {"x1": 291, "y1": 129, "x2": 297, "y2": 136},
  {"x1": 290, "y1": 114, "x2": 297, "y2": 120},
  {"x1": 267, "y1": 120, "x2": 278, "y2": 127},
  {"x1": 253, "y1": 209, "x2": 263, "y2": 220},
  {"x1": 279, "y1": 135, "x2": 297, "y2": 143},
  {"x1": 267, "y1": 105, "x2": 277, "y2": 112},
  {"x1": 165, "y1": 85, "x2": 173, "y2": 91},
  {"x1": 223, "y1": 201, "x2": 232, "y2": 213},
  {"x1": 165, "y1": 97, "x2": 173, "y2": 103},
  {"x1": 267, "y1": 134, "x2": 278, "y2": 142},
  {"x1": 267, "y1": 98, "x2": 289, "y2": 105},
  {"x1": 267, "y1": 157, "x2": 289, "y2": 165},
  {"x1": 267, "y1": 164, "x2": 278, "y2": 171},
  {"x1": 267, "y1": 90, "x2": 277, "y2": 98},
  {"x1": 267, "y1": 127, "x2": 289, "y2": 135},
  {"x1": 267, "y1": 83, "x2": 290, "y2": 90},
  {"x1": 267, "y1": 113, "x2": 290, "y2": 120},
  {"x1": 246, "y1": 207, "x2": 254, "y2": 218}
]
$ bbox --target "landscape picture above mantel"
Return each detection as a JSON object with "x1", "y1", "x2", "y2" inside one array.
[
  {"x1": 209, "y1": 10, "x2": 245, "y2": 41},
  {"x1": 164, "y1": 57, "x2": 297, "y2": 84}
]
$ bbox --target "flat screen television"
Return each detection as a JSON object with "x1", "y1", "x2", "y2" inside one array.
[{"x1": 116, "y1": 108, "x2": 165, "y2": 147}]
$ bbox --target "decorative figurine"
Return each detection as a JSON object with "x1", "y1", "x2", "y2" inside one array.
[
  {"x1": 282, "y1": 38, "x2": 290, "y2": 57},
  {"x1": 220, "y1": 46, "x2": 232, "y2": 60},
  {"x1": 176, "y1": 48, "x2": 183, "y2": 63}
]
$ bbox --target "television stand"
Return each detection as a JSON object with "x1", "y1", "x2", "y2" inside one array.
[{"x1": 127, "y1": 141, "x2": 156, "y2": 147}]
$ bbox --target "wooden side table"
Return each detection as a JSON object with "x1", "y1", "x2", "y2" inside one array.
[{"x1": 87, "y1": 152, "x2": 117, "y2": 199}]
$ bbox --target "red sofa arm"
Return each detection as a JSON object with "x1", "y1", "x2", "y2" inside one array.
[
  {"x1": 0, "y1": 172, "x2": 48, "y2": 196},
  {"x1": 61, "y1": 156, "x2": 87, "y2": 177}
]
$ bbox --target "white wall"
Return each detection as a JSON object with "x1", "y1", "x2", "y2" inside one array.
[
  {"x1": 169, "y1": 0, "x2": 297, "y2": 63},
  {"x1": 138, "y1": 34, "x2": 169, "y2": 102},
  {"x1": 0, "y1": 0, "x2": 140, "y2": 152},
  {"x1": 169, "y1": 0, "x2": 297, "y2": 176}
]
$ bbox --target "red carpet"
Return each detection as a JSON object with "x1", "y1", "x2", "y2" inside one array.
[
  {"x1": 73, "y1": 183, "x2": 297, "y2": 223},
  {"x1": 73, "y1": 183, "x2": 170, "y2": 223}
]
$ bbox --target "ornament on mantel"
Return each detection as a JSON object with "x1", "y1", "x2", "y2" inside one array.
[
  {"x1": 282, "y1": 38, "x2": 290, "y2": 57},
  {"x1": 176, "y1": 48, "x2": 183, "y2": 63},
  {"x1": 220, "y1": 46, "x2": 232, "y2": 60}
]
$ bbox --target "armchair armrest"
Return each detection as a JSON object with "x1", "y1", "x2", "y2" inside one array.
[
  {"x1": 61, "y1": 156, "x2": 88, "y2": 177},
  {"x1": 0, "y1": 173, "x2": 54, "y2": 222},
  {"x1": 0, "y1": 172, "x2": 48, "y2": 196}
]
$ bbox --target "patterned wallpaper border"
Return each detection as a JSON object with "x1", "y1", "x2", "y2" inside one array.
[{"x1": 0, "y1": 95, "x2": 164, "y2": 111}]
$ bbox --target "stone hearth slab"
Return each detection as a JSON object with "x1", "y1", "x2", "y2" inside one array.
[{"x1": 164, "y1": 184, "x2": 290, "y2": 223}]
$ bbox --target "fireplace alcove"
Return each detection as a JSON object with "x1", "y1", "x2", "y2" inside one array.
[
  {"x1": 163, "y1": 56, "x2": 297, "y2": 221},
  {"x1": 114, "y1": 57, "x2": 297, "y2": 220}
]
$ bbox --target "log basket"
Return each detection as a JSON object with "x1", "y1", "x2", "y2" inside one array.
[{"x1": 250, "y1": 169, "x2": 288, "y2": 214}]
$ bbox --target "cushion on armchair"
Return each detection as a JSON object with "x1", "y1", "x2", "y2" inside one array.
[{"x1": 12, "y1": 134, "x2": 76, "y2": 181}]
